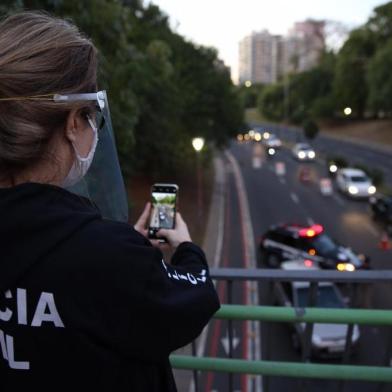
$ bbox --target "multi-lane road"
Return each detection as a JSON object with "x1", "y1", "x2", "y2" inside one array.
[{"x1": 195, "y1": 133, "x2": 392, "y2": 392}]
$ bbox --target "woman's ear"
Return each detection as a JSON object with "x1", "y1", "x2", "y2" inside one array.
[{"x1": 65, "y1": 108, "x2": 86, "y2": 143}]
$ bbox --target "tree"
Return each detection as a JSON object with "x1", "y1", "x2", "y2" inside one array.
[
  {"x1": 258, "y1": 83, "x2": 285, "y2": 122},
  {"x1": 0, "y1": 0, "x2": 244, "y2": 176},
  {"x1": 303, "y1": 119, "x2": 319, "y2": 140},
  {"x1": 367, "y1": 40, "x2": 392, "y2": 115},
  {"x1": 367, "y1": 2, "x2": 392, "y2": 48},
  {"x1": 333, "y1": 28, "x2": 376, "y2": 117},
  {"x1": 238, "y1": 83, "x2": 264, "y2": 109}
]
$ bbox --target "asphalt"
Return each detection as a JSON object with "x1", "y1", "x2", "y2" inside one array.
[{"x1": 173, "y1": 131, "x2": 392, "y2": 392}]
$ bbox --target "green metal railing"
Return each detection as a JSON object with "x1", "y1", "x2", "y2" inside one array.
[
  {"x1": 170, "y1": 268, "x2": 392, "y2": 388},
  {"x1": 170, "y1": 304, "x2": 392, "y2": 383},
  {"x1": 170, "y1": 356, "x2": 392, "y2": 383},
  {"x1": 214, "y1": 304, "x2": 392, "y2": 326}
]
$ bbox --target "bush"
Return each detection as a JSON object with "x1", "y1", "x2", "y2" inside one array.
[
  {"x1": 303, "y1": 119, "x2": 319, "y2": 140},
  {"x1": 326, "y1": 155, "x2": 348, "y2": 168},
  {"x1": 353, "y1": 164, "x2": 384, "y2": 187}
]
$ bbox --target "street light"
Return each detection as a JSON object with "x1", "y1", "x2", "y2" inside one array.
[
  {"x1": 344, "y1": 107, "x2": 352, "y2": 116},
  {"x1": 192, "y1": 137, "x2": 205, "y2": 152},
  {"x1": 192, "y1": 137, "x2": 205, "y2": 222},
  {"x1": 245, "y1": 80, "x2": 252, "y2": 88}
]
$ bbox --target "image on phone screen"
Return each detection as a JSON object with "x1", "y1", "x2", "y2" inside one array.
[{"x1": 150, "y1": 192, "x2": 176, "y2": 230}]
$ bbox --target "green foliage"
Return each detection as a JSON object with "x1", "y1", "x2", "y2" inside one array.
[
  {"x1": 367, "y1": 41, "x2": 392, "y2": 114},
  {"x1": 302, "y1": 119, "x2": 319, "y2": 140},
  {"x1": 326, "y1": 155, "x2": 348, "y2": 168},
  {"x1": 237, "y1": 83, "x2": 264, "y2": 109},
  {"x1": 256, "y1": 1, "x2": 392, "y2": 122},
  {"x1": 258, "y1": 83, "x2": 285, "y2": 122},
  {"x1": 353, "y1": 164, "x2": 384, "y2": 187},
  {"x1": 333, "y1": 28, "x2": 376, "y2": 117},
  {"x1": 0, "y1": 0, "x2": 243, "y2": 177},
  {"x1": 258, "y1": 52, "x2": 336, "y2": 124}
]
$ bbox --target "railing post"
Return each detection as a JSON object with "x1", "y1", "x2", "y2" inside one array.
[
  {"x1": 302, "y1": 281, "x2": 318, "y2": 362},
  {"x1": 191, "y1": 340, "x2": 199, "y2": 392},
  {"x1": 227, "y1": 279, "x2": 234, "y2": 392}
]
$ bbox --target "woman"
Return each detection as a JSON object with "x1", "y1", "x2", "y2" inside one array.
[{"x1": 0, "y1": 11, "x2": 219, "y2": 391}]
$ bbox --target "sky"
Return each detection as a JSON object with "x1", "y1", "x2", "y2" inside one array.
[{"x1": 149, "y1": 0, "x2": 388, "y2": 82}]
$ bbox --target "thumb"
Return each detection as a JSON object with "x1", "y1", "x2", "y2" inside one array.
[{"x1": 157, "y1": 228, "x2": 170, "y2": 238}]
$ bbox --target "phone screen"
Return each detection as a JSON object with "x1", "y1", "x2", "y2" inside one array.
[{"x1": 148, "y1": 184, "x2": 178, "y2": 239}]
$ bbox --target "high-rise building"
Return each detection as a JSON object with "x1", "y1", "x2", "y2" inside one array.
[
  {"x1": 238, "y1": 20, "x2": 325, "y2": 86},
  {"x1": 239, "y1": 30, "x2": 281, "y2": 85},
  {"x1": 283, "y1": 20, "x2": 325, "y2": 74}
]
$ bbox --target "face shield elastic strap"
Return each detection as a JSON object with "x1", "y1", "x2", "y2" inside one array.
[{"x1": 0, "y1": 90, "x2": 108, "y2": 131}]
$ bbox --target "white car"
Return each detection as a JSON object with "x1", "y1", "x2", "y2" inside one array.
[
  {"x1": 336, "y1": 168, "x2": 376, "y2": 198},
  {"x1": 264, "y1": 134, "x2": 282, "y2": 149},
  {"x1": 275, "y1": 260, "x2": 360, "y2": 357},
  {"x1": 292, "y1": 143, "x2": 316, "y2": 161}
]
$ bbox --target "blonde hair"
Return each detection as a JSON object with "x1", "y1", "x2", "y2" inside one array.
[{"x1": 0, "y1": 11, "x2": 97, "y2": 181}]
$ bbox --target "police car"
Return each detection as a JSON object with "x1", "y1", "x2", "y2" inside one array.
[
  {"x1": 258, "y1": 223, "x2": 369, "y2": 270},
  {"x1": 275, "y1": 260, "x2": 360, "y2": 357}
]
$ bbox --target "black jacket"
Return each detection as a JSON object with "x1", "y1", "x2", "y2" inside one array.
[{"x1": 0, "y1": 183, "x2": 220, "y2": 391}]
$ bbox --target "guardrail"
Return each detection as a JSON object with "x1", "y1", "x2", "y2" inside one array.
[{"x1": 170, "y1": 268, "x2": 392, "y2": 391}]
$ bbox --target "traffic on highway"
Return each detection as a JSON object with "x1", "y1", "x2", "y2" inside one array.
[{"x1": 194, "y1": 126, "x2": 392, "y2": 392}]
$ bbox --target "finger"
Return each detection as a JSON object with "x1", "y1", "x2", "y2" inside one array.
[
  {"x1": 149, "y1": 239, "x2": 162, "y2": 247},
  {"x1": 134, "y1": 202, "x2": 151, "y2": 229},
  {"x1": 157, "y1": 228, "x2": 169, "y2": 238}
]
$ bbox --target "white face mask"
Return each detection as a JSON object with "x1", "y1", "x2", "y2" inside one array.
[{"x1": 62, "y1": 115, "x2": 99, "y2": 188}]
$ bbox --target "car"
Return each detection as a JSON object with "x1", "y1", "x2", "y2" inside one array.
[
  {"x1": 292, "y1": 143, "x2": 316, "y2": 161},
  {"x1": 263, "y1": 133, "x2": 282, "y2": 149},
  {"x1": 259, "y1": 223, "x2": 369, "y2": 270},
  {"x1": 275, "y1": 260, "x2": 360, "y2": 358},
  {"x1": 369, "y1": 195, "x2": 392, "y2": 235},
  {"x1": 336, "y1": 168, "x2": 376, "y2": 199}
]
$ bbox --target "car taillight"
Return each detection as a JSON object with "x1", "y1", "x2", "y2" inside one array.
[{"x1": 299, "y1": 224, "x2": 323, "y2": 238}]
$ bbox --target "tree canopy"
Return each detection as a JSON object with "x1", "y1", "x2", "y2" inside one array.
[{"x1": 0, "y1": 0, "x2": 243, "y2": 176}]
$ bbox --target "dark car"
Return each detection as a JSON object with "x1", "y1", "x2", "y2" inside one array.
[
  {"x1": 370, "y1": 195, "x2": 392, "y2": 235},
  {"x1": 258, "y1": 223, "x2": 369, "y2": 271}
]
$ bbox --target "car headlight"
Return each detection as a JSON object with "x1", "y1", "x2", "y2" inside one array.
[
  {"x1": 268, "y1": 148, "x2": 275, "y2": 155},
  {"x1": 337, "y1": 263, "x2": 356, "y2": 272},
  {"x1": 348, "y1": 185, "x2": 358, "y2": 195},
  {"x1": 368, "y1": 185, "x2": 376, "y2": 194},
  {"x1": 298, "y1": 151, "x2": 306, "y2": 159},
  {"x1": 308, "y1": 151, "x2": 316, "y2": 159}
]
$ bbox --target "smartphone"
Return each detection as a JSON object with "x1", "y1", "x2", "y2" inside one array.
[{"x1": 148, "y1": 183, "x2": 179, "y2": 240}]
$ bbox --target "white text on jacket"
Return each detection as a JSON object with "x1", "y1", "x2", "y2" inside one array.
[{"x1": 0, "y1": 288, "x2": 64, "y2": 370}]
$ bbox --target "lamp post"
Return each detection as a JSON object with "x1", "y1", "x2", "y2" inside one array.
[{"x1": 192, "y1": 137, "x2": 205, "y2": 222}]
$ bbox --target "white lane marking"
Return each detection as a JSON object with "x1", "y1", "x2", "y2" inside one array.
[
  {"x1": 189, "y1": 158, "x2": 226, "y2": 392},
  {"x1": 221, "y1": 329, "x2": 240, "y2": 355},
  {"x1": 226, "y1": 151, "x2": 263, "y2": 392},
  {"x1": 252, "y1": 157, "x2": 263, "y2": 169},
  {"x1": 279, "y1": 177, "x2": 286, "y2": 185},
  {"x1": 290, "y1": 192, "x2": 299, "y2": 204},
  {"x1": 307, "y1": 217, "x2": 315, "y2": 226},
  {"x1": 364, "y1": 222, "x2": 379, "y2": 238},
  {"x1": 333, "y1": 194, "x2": 345, "y2": 207}
]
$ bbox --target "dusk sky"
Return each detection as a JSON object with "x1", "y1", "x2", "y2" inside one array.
[{"x1": 149, "y1": 0, "x2": 387, "y2": 82}]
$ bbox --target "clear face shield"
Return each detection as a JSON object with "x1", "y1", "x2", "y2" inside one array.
[{"x1": 54, "y1": 91, "x2": 129, "y2": 222}]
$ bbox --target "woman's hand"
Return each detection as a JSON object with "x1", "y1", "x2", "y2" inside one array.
[
  {"x1": 157, "y1": 212, "x2": 192, "y2": 249},
  {"x1": 134, "y1": 202, "x2": 161, "y2": 247}
]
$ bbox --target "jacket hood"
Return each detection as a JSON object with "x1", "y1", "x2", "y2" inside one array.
[{"x1": 0, "y1": 182, "x2": 101, "y2": 292}]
